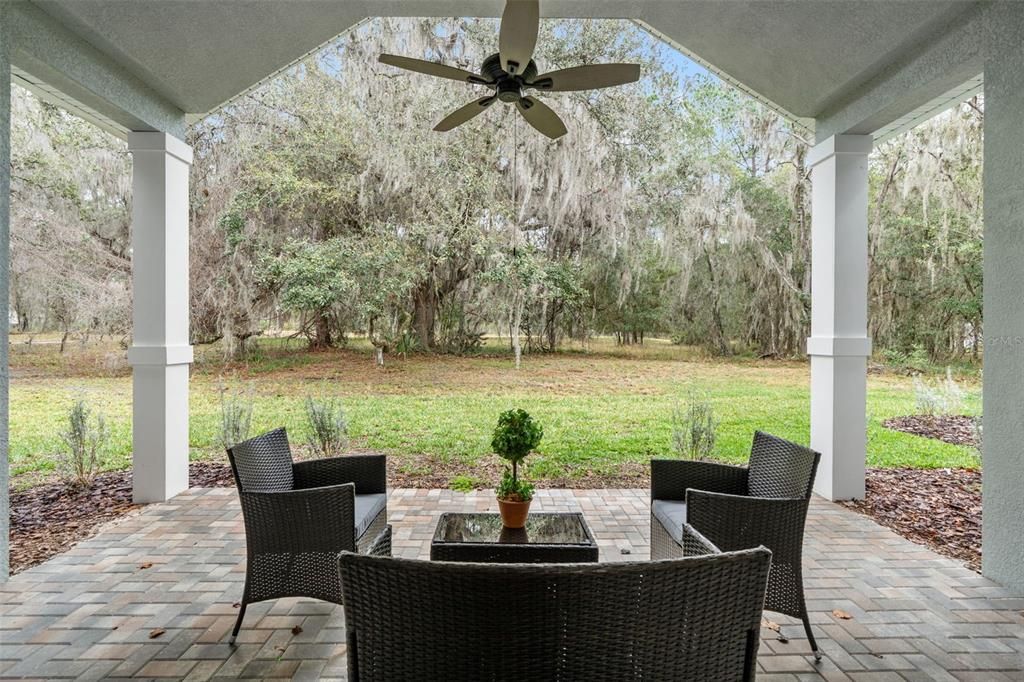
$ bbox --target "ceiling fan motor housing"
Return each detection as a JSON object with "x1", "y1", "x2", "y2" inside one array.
[{"x1": 481, "y1": 53, "x2": 538, "y2": 102}]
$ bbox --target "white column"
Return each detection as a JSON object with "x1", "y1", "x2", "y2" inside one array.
[
  {"x1": 807, "y1": 135, "x2": 872, "y2": 501},
  {"x1": 981, "y1": 42, "x2": 1024, "y2": 592},
  {"x1": 126, "y1": 132, "x2": 193, "y2": 503},
  {"x1": 1, "y1": 2, "x2": 12, "y2": 580}
]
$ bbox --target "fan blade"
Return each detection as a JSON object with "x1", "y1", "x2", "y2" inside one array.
[
  {"x1": 434, "y1": 96, "x2": 497, "y2": 132},
  {"x1": 516, "y1": 97, "x2": 567, "y2": 140},
  {"x1": 379, "y1": 54, "x2": 485, "y2": 84},
  {"x1": 499, "y1": 0, "x2": 539, "y2": 75},
  {"x1": 532, "y1": 63, "x2": 641, "y2": 92}
]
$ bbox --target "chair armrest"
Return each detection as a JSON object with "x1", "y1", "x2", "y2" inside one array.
[
  {"x1": 293, "y1": 454, "x2": 387, "y2": 494},
  {"x1": 651, "y1": 459, "x2": 748, "y2": 501},
  {"x1": 685, "y1": 489, "x2": 807, "y2": 554},
  {"x1": 680, "y1": 523, "x2": 722, "y2": 557},
  {"x1": 239, "y1": 483, "x2": 356, "y2": 554},
  {"x1": 367, "y1": 525, "x2": 392, "y2": 557}
]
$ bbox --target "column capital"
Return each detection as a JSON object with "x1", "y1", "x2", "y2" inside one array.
[
  {"x1": 127, "y1": 131, "x2": 193, "y2": 166},
  {"x1": 808, "y1": 134, "x2": 873, "y2": 168}
]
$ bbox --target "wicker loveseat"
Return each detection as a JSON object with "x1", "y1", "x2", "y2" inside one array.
[
  {"x1": 339, "y1": 525, "x2": 771, "y2": 681},
  {"x1": 226, "y1": 427, "x2": 390, "y2": 644},
  {"x1": 651, "y1": 431, "x2": 822, "y2": 659}
]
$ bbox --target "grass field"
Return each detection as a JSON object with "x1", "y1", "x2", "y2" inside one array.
[{"x1": 8, "y1": 334, "x2": 982, "y2": 489}]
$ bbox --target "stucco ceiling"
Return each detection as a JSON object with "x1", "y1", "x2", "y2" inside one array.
[{"x1": 28, "y1": 0, "x2": 980, "y2": 122}]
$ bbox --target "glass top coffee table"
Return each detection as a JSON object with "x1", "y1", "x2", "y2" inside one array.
[{"x1": 430, "y1": 512, "x2": 599, "y2": 563}]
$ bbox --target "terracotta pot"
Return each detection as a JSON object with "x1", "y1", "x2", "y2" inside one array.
[{"x1": 497, "y1": 497, "x2": 532, "y2": 528}]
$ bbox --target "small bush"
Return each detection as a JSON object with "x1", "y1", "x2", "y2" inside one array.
[
  {"x1": 672, "y1": 389, "x2": 718, "y2": 460},
  {"x1": 913, "y1": 367, "x2": 965, "y2": 417},
  {"x1": 883, "y1": 345, "x2": 931, "y2": 373},
  {"x1": 219, "y1": 381, "x2": 254, "y2": 450},
  {"x1": 305, "y1": 395, "x2": 349, "y2": 458},
  {"x1": 57, "y1": 400, "x2": 108, "y2": 488},
  {"x1": 491, "y1": 408, "x2": 543, "y2": 479}
]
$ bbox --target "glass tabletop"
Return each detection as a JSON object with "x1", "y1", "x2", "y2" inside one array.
[{"x1": 434, "y1": 513, "x2": 594, "y2": 546}]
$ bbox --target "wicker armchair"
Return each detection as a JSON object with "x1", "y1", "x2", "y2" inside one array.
[
  {"x1": 226, "y1": 427, "x2": 390, "y2": 644},
  {"x1": 651, "y1": 431, "x2": 822, "y2": 659},
  {"x1": 339, "y1": 525, "x2": 771, "y2": 681}
]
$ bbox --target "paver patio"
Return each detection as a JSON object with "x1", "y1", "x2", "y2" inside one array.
[{"x1": 1, "y1": 487, "x2": 1022, "y2": 681}]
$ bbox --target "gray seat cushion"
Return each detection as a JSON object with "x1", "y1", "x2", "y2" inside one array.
[
  {"x1": 354, "y1": 493, "x2": 387, "y2": 539},
  {"x1": 652, "y1": 500, "x2": 687, "y2": 543}
]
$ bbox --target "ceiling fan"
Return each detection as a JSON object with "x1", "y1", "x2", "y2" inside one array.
[{"x1": 378, "y1": 0, "x2": 641, "y2": 140}]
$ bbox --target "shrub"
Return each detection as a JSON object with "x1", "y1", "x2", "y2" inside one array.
[
  {"x1": 491, "y1": 408, "x2": 543, "y2": 480},
  {"x1": 57, "y1": 399, "x2": 108, "y2": 488},
  {"x1": 672, "y1": 389, "x2": 718, "y2": 460},
  {"x1": 883, "y1": 344, "x2": 931, "y2": 373},
  {"x1": 492, "y1": 408, "x2": 543, "y2": 501},
  {"x1": 913, "y1": 367, "x2": 965, "y2": 417},
  {"x1": 219, "y1": 381, "x2": 254, "y2": 450},
  {"x1": 305, "y1": 395, "x2": 349, "y2": 458}
]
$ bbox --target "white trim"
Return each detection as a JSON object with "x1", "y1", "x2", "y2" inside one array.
[
  {"x1": 807, "y1": 134, "x2": 873, "y2": 168},
  {"x1": 190, "y1": 16, "x2": 373, "y2": 123},
  {"x1": 632, "y1": 19, "x2": 814, "y2": 137},
  {"x1": 127, "y1": 345, "x2": 194, "y2": 367},
  {"x1": 806, "y1": 336, "x2": 872, "y2": 358},
  {"x1": 12, "y1": 65, "x2": 127, "y2": 138},
  {"x1": 873, "y1": 73, "x2": 983, "y2": 144},
  {"x1": 127, "y1": 131, "x2": 193, "y2": 165}
]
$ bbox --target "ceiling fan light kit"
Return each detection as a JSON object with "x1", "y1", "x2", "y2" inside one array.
[{"x1": 378, "y1": 0, "x2": 641, "y2": 140}]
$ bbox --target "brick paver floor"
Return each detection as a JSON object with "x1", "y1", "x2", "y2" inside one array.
[{"x1": 1, "y1": 487, "x2": 1022, "y2": 680}]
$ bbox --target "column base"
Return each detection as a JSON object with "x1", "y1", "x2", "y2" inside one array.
[
  {"x1": 809, "y1": 353, "x2": 867, "y2": 501},
  {"x1": 131, "y1": 359, "x2": 191, "y2": 503}
]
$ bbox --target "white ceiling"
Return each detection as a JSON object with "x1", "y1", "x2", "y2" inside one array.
[{"x1": 27, "y1": 0, "x2": 980, "y2": 124}]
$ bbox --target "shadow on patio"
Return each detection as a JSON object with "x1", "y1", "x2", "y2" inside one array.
[{"x1": 1, "y1": 488, "x2": 1021, "y2": 680}]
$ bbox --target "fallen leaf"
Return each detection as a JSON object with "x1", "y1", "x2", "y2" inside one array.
[
  {"x1": 761, "y1": 619, "x2": 780, "y2": 632},
  {"x1": 832, "y1": 609, "x2": 853, "y2": 620},
  {"x1": 232, "y1": 602, "x2": 241, "y2": 609},
  {"x1": 291, "y1": 625, "x2": 303, "y2": 635},
  {"x1": 148, "y1": 628, "x2": 166, "y2": 639},
  {"x1": 777, "y1": 635, "x2": 789, "y2": 644},
  {"x1": 138, "y1": 562, "x2": 153, "y2": 570}
]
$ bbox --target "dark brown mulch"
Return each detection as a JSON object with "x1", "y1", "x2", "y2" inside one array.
[
  {"x1": 9, "y1": 462, "x2": 236, "y2": 574},
  {"x1": 883, "y1": 414, "x2": 979, "y2": 447},
  {"x1": 841, "y1": 467, "x2": 981, "y2": 572},
  {"x1": 11, "y1": 458, "x2": 982, "y2": 575},
  {"x1": 9, "y1": 456, "x2": 649, "y2": 574}
]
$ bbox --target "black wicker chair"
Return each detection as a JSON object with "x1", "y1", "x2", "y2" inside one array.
[
  {"x1": 339, "y1": 525, "x2": 771, "y2": 681},
  {"x1": 226, "y1": 427, "x2": 390, "y2": 644},
  {"x1": 651, "y1": 430, "x2": 822, "y2": 660}
]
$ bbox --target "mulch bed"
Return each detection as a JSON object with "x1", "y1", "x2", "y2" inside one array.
[
  {"x1": 9, "y1": 462, "x2": 237, "y2": 574},
  {"x1": 11, "y1": 455, "x2": 982, "y2": 576},
  {"x1": 883, "y1": 414, "x2": 979, "y2": 447},
  {"x1": 841, "y1": 467, "x2": 981, "y2": 572},
  {"x1": 9, "y1": 456, "x2": 648, "y2": 574}
]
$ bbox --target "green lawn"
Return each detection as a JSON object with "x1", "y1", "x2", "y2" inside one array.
[{"x1": 8, "y1": 335, "x2": 981, "y2": 487}]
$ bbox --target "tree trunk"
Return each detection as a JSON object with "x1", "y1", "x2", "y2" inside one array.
[
  {"x1": 512, "y1": 289, "x2": 524, "y2": 370},
  {"x1": 412, "y1": 284, "x2": 437, "y2": 351},
  {"x1": 311, "y1": 314, "x2": 332, "y2": 350},
  {"x1": 703, "y1": 244, "x2": 731, "y2": 356}
]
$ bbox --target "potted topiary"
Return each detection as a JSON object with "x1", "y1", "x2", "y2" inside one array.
[{"x1": 491, "y1": 408, "x2": 543, "y2": 528}]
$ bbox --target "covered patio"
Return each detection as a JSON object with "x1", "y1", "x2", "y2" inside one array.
[
  {"x1": 2, "y1": 0, "x2": 1024, "y2": 678},
  {"x1": 2, "y1": 488, "x2": 1023, "y2": 679}
]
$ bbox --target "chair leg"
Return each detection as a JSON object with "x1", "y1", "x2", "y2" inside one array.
[
  {"x1": 802, "y1": 612, "x2": 821, "y2": 661},
  {"x1": 229, "y1": 602, "x2": 247, "y2": 646}
]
